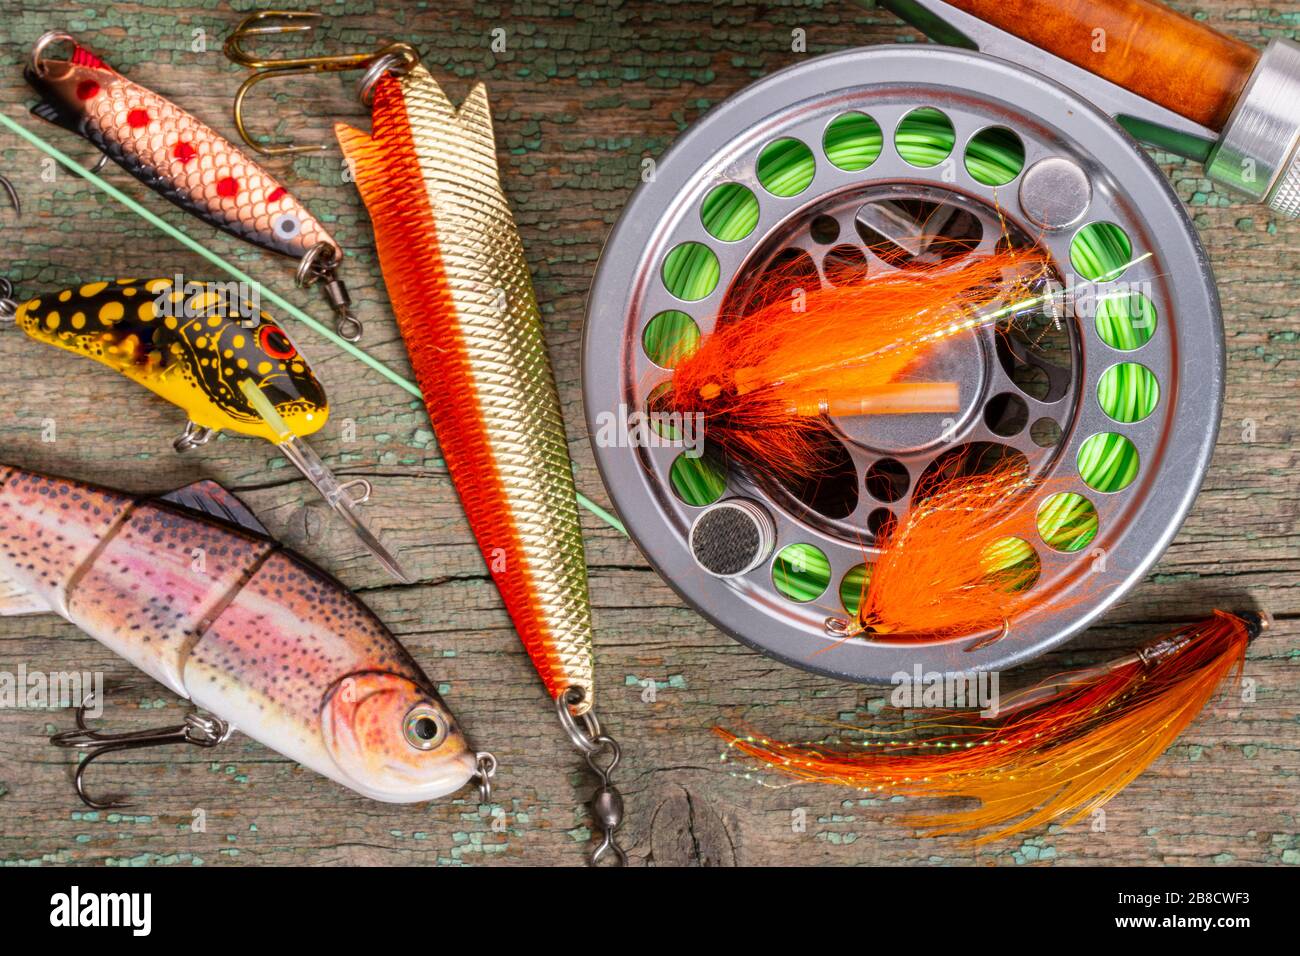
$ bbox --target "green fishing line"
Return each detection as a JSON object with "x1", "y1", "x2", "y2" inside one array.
[
  {"x1": 1068, "y1": 223, "x2": 1152, "y2": 493},
  {"x1": 0, "y1": 112, "x2": 626, "y2": 536},
  {"x1": 670, "y1": 454, "x2": 726, "y2": 507},
  {"x1": 1098, "y1": 362, "x2": 1159, "y2": 423},
  {"x1": 839, "y1": 564, "x2": 871, "y2": 614},
  {"x1": 824, "y1": 112, "x2": 883, "y2": 171},
  {"x1": 702, "y1": 183, "x2": 759, "y2": 241},
  {"x1": 757, "y1": 138, "x2": 816, "y2": 196},
  {"x1": 773, "y1": 542, "x2": 832, "y2": 602},
  {"x1": 896, "y1": 107, "x2": 956, "y2": 168},
  {"x1": 643, "y1": 309, "x2": 700, "y2": 368},
  {"x1": 1037, "y1": 492, "x2": 1099, "y2": 552},
  {"x1": 981, "y1": 536, "x2": 1040, "y2": 591},
  {"x1": 965, "y1": 126, "x2": 1026, "y2": 186}
]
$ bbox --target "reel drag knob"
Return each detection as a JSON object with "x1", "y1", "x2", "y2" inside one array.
[{"x1": 688, "y1": 499, "x2": 776, "y2": 578}]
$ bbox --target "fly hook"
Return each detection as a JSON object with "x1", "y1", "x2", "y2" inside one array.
[
  {"x1": 223, "y1": 11, "x2": 420, "y2": 156},
  {"x1": 965, "y1": 617, "x2": 1012, "y2": 652},
  {"x1": 50, "y1": 691, "x2": 232, "y2": 810}
]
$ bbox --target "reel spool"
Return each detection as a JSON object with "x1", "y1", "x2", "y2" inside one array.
[{"x1": 584, "y1": 47, "x2": 1223, "y2": 682}]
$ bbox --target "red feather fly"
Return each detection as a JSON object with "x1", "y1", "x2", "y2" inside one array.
[
  {"x1": 718, "y1": 611, "x2": 1263, "y2": 843},
  {"x1": 663, "y1": 248, "x2": 1051, "y2": 483}
]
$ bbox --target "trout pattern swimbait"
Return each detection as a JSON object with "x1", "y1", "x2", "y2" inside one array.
[
  {"x1": 13, "y1": 277, "x2": 327, "y2": 444},
  {"x1": 0, "y1": 465, "x2": 478, "y2": 803},
  {"x1": 25, "y1": 35, "x2": 337, "y2": 262}
]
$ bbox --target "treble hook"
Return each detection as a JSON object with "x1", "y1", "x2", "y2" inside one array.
[
  {"x1": 50, "y1": 692, "x2": 231, "y2": 810},
  {"x1": 0, "y1": 176, "x2": 20, "y2": 323},
  {"x1": 223, "y1": 11, "x2": 420, "y2": 155},
  {"x1": 0, "y1": 173, "x2": 20, "y2": 218}
]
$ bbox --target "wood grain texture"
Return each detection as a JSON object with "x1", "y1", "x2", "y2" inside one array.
[{"x1": 0, "y1": 0, "x2": 1295, "y2": 867}]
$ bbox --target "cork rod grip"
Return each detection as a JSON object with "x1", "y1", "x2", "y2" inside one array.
[{"x1": 945, "y1": 0, "x2": 1258, "y2": 130}]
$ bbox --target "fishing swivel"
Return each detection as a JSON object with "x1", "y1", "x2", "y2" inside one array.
[
  {"x1": 50, "y1": 691, "x2": 232, "y2": 810},
  {"x1": 296, "y1": 240, "x2": 362, "y2": 342},
  {"x1": 556, "y1": 687, "x2": 628, "y2": 866}
]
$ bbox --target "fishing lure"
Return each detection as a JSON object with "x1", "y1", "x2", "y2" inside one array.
[
  {"x1": 24, "y1": 31, "x2": 365, "y2": 341},
  {"x1": 331, "y1": 55, "x2": 626, "y2": 863},
  {"x1": 12, "y1": 277, "x2": 325, "y2": 446},
  {"x1": 848, "y1": 457, "x2": 1079, "y2": 643},
  {"x1": 664, "y1": 248, "x2": 1050, "y2": 485},
  {"x1": 0, "y1": 463, "x2": 494, "y2": 807},
  {"x1": 0, "y1": 274, "x2": 407, "y2": 581},
  {"x1": 719, "y1": 610, "x2": 1265, "y2": 844}
]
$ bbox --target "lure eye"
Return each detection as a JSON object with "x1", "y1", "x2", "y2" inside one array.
[
  {"x1": 259, "y1": 324, "x2": 296, "y2": 360},
  {"x1": 403, "y1": 705, "x2": 447, "y2": 751},
  {"x1": 271, "y1": 213, "x2": 301, "y2": 239}
]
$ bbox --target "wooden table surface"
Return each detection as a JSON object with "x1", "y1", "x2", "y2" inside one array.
[{"x1": 0, "y1": 0, "x2": 1295, "y2": 867}]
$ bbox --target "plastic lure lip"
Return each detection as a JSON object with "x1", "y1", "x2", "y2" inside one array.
[
  {"x1": 277, "y1": 432, "x2": 412, "y2": 585},
  {"x1": 238, "y1": 379, "x2": 411, "y2": 583}
]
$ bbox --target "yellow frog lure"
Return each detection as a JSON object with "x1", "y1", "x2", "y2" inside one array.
[{"x1": 12, "y1": 276, "x2": 327, "y2": 446}]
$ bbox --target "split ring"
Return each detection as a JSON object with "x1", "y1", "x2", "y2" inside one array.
[
  {"x1": 358, "y1": 44, "x2": 421, "y2": 107},
  {"x1": 30, "y1": 31, "x2": 77, "y2": 78}
]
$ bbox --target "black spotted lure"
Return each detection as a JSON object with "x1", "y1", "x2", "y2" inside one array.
[
  {"x1": 0, "y1": 274, "x2": 408, "y2": 581},
  {"x1": 12, "y1": 276, "x2": 327, "y2": 444}
]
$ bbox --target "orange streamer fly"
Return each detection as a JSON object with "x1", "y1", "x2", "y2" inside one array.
[
  {"x1": 665, "y1": 249, "x2": 1050, "y2": 483},
  {"x1": 718, "y1": 611, "x2": 1263, "y2": 844},
  {"x1": 853, "y1": 456, "x2": 1058, "y2": 642}
]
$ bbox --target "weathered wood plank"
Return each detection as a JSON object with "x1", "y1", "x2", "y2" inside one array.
[{"x1": 0, "y1": 0, "x2": 1296, "y2": 866}]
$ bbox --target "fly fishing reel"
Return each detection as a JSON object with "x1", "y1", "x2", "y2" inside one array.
[{"x1": 584, "y1": 46, "x2": 1223, "y2": 681}]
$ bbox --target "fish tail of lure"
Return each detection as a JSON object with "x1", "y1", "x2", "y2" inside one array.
[
  {"x1": 718, "y1": 611, "x2": 1261, "y2": 844},
  {"x1": 335, "y1": 67, "x2": 594, "y2": 712}
]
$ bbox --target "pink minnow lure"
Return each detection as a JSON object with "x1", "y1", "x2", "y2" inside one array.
[
  {"x1": 0, "y1": 464, "x2": 477, "y2": 804},
  {"x1": 25, "y1": 33, "x2": 338, "y2": 263}
]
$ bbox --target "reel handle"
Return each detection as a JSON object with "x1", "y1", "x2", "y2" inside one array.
[{"x1": 940, "y1": 0, "x2": 1257, "y2": 130}]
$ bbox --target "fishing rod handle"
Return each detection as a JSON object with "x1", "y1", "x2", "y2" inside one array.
[
  {"x1": 935, "y1": 0, "x2": 1300, "y2": 216},
  {"x1": 940, "y1": 0, "x2": 1256, "y2": 129}
]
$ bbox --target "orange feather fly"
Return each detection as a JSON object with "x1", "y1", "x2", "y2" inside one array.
[
  {"x1": 665, "y1": 249, "x2": 1051, "y2": 482},
  {"x1": 718, "y1": 610, "x2": 1262, "y2": 843},
  {"x1": 853, "y1": 456, "x2": 1061, "y2": 642}
]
